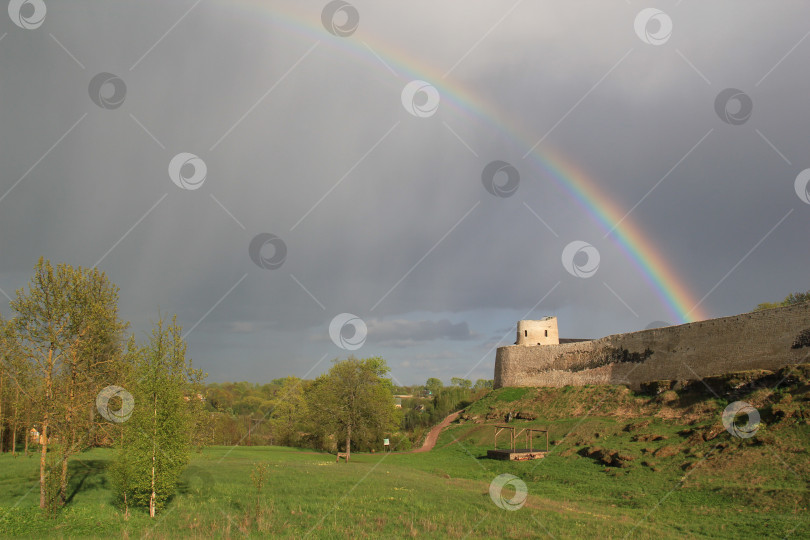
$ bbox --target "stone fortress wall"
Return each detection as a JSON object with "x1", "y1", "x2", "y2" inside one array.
[{"x1": 494, "y1": 302, "x2": 810, "y2": 390}]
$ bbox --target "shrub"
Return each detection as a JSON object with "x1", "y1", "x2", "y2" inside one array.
[{"x1": 792, "y1": 328, "x2": 810, "y2": 349}]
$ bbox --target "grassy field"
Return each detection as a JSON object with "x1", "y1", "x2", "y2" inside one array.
[{"x1": 1, "y1": 370, "x2": 808, "y2": 538}]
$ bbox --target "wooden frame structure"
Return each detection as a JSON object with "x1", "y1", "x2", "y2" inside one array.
[{"x1": 488, "y1": 425, "x2": 549, "y2": 461}]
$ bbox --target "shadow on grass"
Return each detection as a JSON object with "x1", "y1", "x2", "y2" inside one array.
[
  {"x1": 176, "y1": 465, "x2": 215, "y2": 502},
  {"x1": 61, "y1": 460, "x2": 217, "y2": 512},
  {"x1": 65, "y1": 459, "x2": 109, "y2": 504}
]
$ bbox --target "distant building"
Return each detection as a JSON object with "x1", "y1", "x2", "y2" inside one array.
[
  {"x1": 28, "y1": 427, "x2": 53, "y2": 445},
  {"x1": 516, "y1": 317, "x2": 559, "y2": 346},
  {"x1": 393, "y1": 395, "x2": 412, "y2": 409},
  {"x1": 515, "y1": 318, "x2": 590, "y2": 346}
]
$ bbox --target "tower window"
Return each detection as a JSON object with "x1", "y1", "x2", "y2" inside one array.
[
  {"x1": 545, "y1": 330, "x2": 548, "y2": 337},
  {"x1": 524, "y1": 330, "x2": 527, "y2": 337}
]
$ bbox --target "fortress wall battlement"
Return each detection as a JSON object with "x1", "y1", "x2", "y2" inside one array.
[{"x1": 494, "y1": 302, "x2": 810, "y2": 390}]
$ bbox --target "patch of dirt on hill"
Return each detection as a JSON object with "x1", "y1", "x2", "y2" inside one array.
[{"x1": 578, "y1": 446, "x2": 636, "y2": 468}]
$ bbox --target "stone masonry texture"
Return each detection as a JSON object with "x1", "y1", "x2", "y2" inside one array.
[{"x1": 494, "y1": 303, "x2": 810, "y2": 390}]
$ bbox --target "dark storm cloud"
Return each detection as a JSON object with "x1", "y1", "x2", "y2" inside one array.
[
  {"x1": 1, "y1": 1, "x2": 808, "y2": 383},
  {"x1": 309, "y1": 318, "x2": 476, "y2": 348},
  {"x1": 366, "y1": 318, "x2": 477, "y2": 347}
]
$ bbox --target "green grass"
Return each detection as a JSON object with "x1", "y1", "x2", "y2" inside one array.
[
  {"x1": 492, "y1": 387, "x2": 530, "y2": 403},
  {"x1": 0, "y1": 433, "x2": 805, "y2": 539},
  {"x1": 1, "y1": 367, "x2": 808, "y2": 538}
]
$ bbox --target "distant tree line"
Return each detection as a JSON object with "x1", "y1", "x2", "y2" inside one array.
[{"x1": 199, "y1": 372, "x2": 493, "y2": 452}]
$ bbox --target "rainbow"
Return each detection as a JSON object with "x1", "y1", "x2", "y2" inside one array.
[
  {"x1": 529, "y1": 151, "x2": 707, "y2": 323},
  {"x1": 222, "y1": 1, "x2": 709, "y2": 323}
]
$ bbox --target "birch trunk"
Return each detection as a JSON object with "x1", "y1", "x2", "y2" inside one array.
[
  {"x1": 60, "y1": 368, "x2": 76, "y2": 505},
  {"x1": 24, "y1": 406, "x2": 30, "y2": 457},
  {"x1": 149, "y1": 391, "x2": 157, "y2": 517},
  {"x1": 39, "y1": 348, "x2": 53, "y2": 509},
  {"x1": 11, "y1": 387, "x2": 20, "y2": 456}
]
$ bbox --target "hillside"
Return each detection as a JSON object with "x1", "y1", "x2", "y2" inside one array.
[{"x1": 441, "y1": 363, "x2": 809, "y2": 505}]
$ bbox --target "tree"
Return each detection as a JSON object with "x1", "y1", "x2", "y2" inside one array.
[
  {"x1": 0, "y1": 320, "x2": 31, "y2": 456},
  {"x1": 9, "y1": 259, "x2": 126, "y2": 509},
  {"x1": 0, "y1": 315, "x2": 9, "y2": 452},
  {"x1": 0, "y1": 316, "x2": 18, "y2": 452},
  {"x1": 785, "y1": 291, "x2": 810, "y2": 305},
  {"x1": 450, "y1": 377, "x2": 472, "y2": 389},
  {"x1": 111, "y1": 316, "x2": 205, "y2": 517},
  {"x1": 9, "y1": 260, "x2": 71, "y2": 508},
  {"x1": 269, "y1": 377, "x2": 304, "y2": 446},
  {"x1": 755, "y1": 290, "x2": 810, "y2": 311},
  {"x1": 56, "y1": 266, "x2": 127, "y2": 504},
  {"x1": 307, "y1": 357, "x2": 398, "y2": 460},
  {"x1": 473, "y1": 379, "x2": 493, "y2": 391},
  {"x1": 425, "y1": 377, "x2": 443, "y2": 396}
]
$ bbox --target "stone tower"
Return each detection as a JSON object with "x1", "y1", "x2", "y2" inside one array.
[{"x1": 516, "y1": 317, "x2": 559, "y2": 346}]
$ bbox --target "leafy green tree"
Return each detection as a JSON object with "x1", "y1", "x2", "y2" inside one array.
[
  {"x1": 473, "y1": 379, "x2": 493, "y2": 390},
  {"x1": 0, "y1": 316, "x2": 24, "y2": 453},
  {"x1": 57, "y1": 266, "x2": 127, "y2": 503},
  {"x1": 450, "y1": 377, "x2": 472, "y2": 389},
  {"x1": 111, "y1": 316, "x2": 205, "y2": 517},
  {"x1": 9, "y1": 260, "x2": 73, "y2": 509},
  {"x1": 307, "y1": 357, "x2": 398, "y2": 460},
  {"x1": 0, "y1": 315, "x2": 10, "y2": 452},
  {"x1": 755, "y1": 290, "x2": 810, "y2": 311},
  {"x1": 10, "y1": 259, "x2": 127, "y2": 509},
  {"x1": 0, "y1": 319, "x2": 33, "y2": 456},
  {"x1": 0, "y1": 323, "x2": 37, "y2": 458},
  {"x1": 784, "y1": 291, "x2": 810, "y2": 305},
  {"x1": 234, "y1": 395, "x2": 265, "y2": 416},
  {"x1": 270, "y1": 376, "x2": 304, "y2": 446},
  {"x1": 204, "y1": 385, "x2": 234, "y2": 412},
  {"x1": 425, "y1": 377, "x2": 443, "y2": 395},
  {"x1": 0, "y1": 318, "x2": 4, "y2": 453}
]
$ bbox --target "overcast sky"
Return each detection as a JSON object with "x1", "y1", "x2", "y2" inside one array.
[{"x1": 1, "y1": 1, "x2": 808, "y2": 384}]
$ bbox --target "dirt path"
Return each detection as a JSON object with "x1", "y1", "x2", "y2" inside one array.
[
  {"x1": 411, "y1": 410, "x2": 463, "y2": 453},
  {"x1": 240, "y1": 409, "x2": 465, "y2": 456}
]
